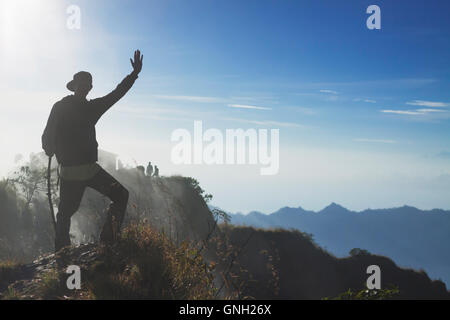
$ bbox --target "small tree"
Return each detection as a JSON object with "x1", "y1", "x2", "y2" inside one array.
[
  {"x1": 349, "y1": 248, "x2": 370, "y2": 257},
  {"x1": 184, "y1": 177, "x2": 213, "y2": 203}
]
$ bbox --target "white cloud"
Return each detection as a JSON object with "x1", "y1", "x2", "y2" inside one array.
[
  {"x1": 223, "y1": 117, "x2": 302, "y2": 128},
  {"x1": 354, "y1": 98, "x2": 376, "y2": 103},
  {"x1": 319, "y1": 89, "x2": 338, "y2": 94},
  {"x1": 381, "y1": 110, "x2": 424, "y2": 115},
  {"x1": 153, "y1": 95, "x2": 224, "y2": 103},
  {"x1": 354, "y1": 138, "x2": 397, "y2": 144},
  {"x1": 227, "y1": 104, "x2": 272, "y2": 110},
  {"x1": 381, "y1": 108, "x2": 449, "y2": 116},
  {"x1": 406, "y1": 100, "x2": 449, "y2": 108},
  {"x1": 416, "y1": 108, "x2": 446, "y2": 113}
]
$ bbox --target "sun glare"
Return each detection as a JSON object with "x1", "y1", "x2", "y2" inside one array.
[
  {"x1": 1, "y1": 0, "x2": 42, "y2": 49},
  {"x1": 0, "y1": 0, "x2": 70, "y2": 75}
]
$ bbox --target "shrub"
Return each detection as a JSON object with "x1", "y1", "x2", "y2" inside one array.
[
  {"x1": 324, "y1": 286, "x2": 400, "y2": 300},
  {"x1": 85, "y1": 223, "x2": 217, "y2": 299},
  {"x1": 349, "y1": 248, "x2": 371, "y2": 257}
]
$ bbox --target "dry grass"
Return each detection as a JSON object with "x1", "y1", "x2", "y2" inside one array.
[{"x1": 83, "y1": 223, "x2": 217, "y2": 299}]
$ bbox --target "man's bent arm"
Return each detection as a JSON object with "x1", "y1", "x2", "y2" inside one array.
[{"x1": 91, "y1": 71, "x2": 139, "y2": 120}]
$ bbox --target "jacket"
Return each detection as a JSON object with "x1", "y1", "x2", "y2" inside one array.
[{"x1": 42, "y1": 72, "x2": 138, "y2": 166}]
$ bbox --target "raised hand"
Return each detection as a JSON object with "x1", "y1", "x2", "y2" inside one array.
[{"x1": 130, "y1": 50, "x2": 143, "y2": 76}]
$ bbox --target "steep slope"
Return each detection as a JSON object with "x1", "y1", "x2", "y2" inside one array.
[
  {"x1": 230, "y1": 204, "x2": 450, "y2": 286},
  {"x1": 220, "y1": 225, "x2": 450, "y2": 300}
]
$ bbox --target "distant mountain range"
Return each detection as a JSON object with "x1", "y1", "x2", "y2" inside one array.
[{"x1": 230, "y1": 203, "x2": 450, "y2": 287}]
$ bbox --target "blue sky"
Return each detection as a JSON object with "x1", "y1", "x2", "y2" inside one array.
[{"x1": 1, "y1": 0, "x2": 449, "y2": 213}]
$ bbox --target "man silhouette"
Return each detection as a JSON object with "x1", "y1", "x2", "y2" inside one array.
[{"x1": 42, "y1": 50, "x2": 143, "y2": 251}]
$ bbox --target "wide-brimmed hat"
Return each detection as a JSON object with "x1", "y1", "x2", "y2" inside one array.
[{"x1": 66, "y1": 71, "x2": 92, "y2": 92}]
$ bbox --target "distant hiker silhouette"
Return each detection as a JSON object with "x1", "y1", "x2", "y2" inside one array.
[
  {"x1": 153, "y1": 165, "x2": 159, "y2": 177},
  {"x1": 146, "y1": 161, "x2": 153, "y2": 177},
  {"x1": 42, "y1": 50, "x2": 143, "y2": 251}
]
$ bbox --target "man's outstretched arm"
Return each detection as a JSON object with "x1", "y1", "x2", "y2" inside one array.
[{"x1": 92, "y1": 50, "x2": 143, "y2": 119}]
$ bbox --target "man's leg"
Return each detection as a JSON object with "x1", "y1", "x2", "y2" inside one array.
[
  {"x1": 87, "y1": 167, "x2": 129, "y2": 244},
  {"x1": 56, "y1": 179, "x2": 85, "y2": 251}
]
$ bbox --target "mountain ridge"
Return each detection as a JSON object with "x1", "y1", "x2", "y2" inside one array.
[
  {"x1": 229, "y1": 203, "x2": 450, "y2": 287},
  {"x1": 232, "y1": 203, "x2": 450, "y2": 217}
]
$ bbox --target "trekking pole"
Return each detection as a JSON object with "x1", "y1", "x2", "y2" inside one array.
[{"x1": 47, "y1": 155, "x2": 57, "y2": 233}]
